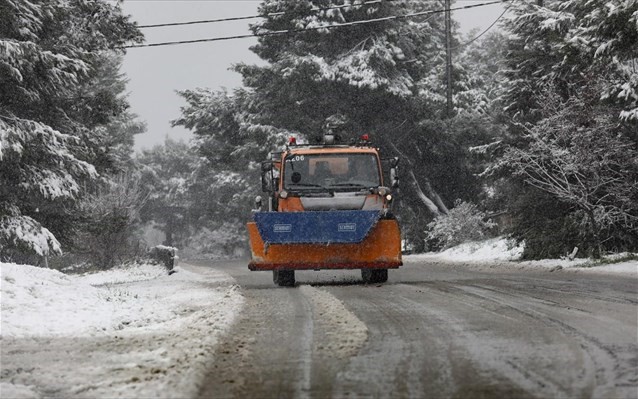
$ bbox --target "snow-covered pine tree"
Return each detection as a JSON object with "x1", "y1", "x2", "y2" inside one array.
[
  {"x1": 497, "y1": 0, "x2": 638, "y2": 258},
  {"x1": 0, "y1": 0, "x2": 142, "y2": 261},
  {"x1": 137, "y1": 138, "x2": 199, "y2": 248},
  {"x1": 174, "y1": 1, "x2": 497, "y2": 251},
  {"x1": 565, "y1": 0, "x2": 638, "y2": 123},
  {"x1": 242, "y1": 1, "x2": 474, "y2": 247},
  {"x1": 237, "y1": 0, "x2": 453, "y2": 202},
  {"x1": 502, "y1": 0, "x2": 637, "y2": 123},
  {"x1": 455, "y1": 31, "x2": 508, "y2": 116},
  {"x1": 172, "y1": 88, "x2": 288, "y2": 253}
]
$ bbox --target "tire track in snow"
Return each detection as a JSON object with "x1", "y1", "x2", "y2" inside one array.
[
  {"x1": 435, "y1": 281, "x2": 634, "y2": 398},
  {"x1": 197, "y1": 282, "x2": 368, "y2": 398}
]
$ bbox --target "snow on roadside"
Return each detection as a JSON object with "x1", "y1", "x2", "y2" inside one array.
[
  {"x1": 406, "y1": 237, "x2": 637, "y2": 276},
  {"x1": 0, "y1": 262, "x2": 243, "y2": 398},
  {"x1": 1, "y1": 262, "x2": 172, "y2": 337},
  {"x1": 566, "y1": 260, "x2": 638, "y2": 275},
  {"x1": 404, "y1": 238, "x2": 523, "y2": 262},
  {"x1": 408, "y1": 237, "x2": 524, "y2": 263}
]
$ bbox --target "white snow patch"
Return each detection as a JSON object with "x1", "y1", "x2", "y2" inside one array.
[
  {"x1": 1, "y1": 262, "x2": 243, "y2": 398},
  {"x1": 406, "y1": 238, "x2": 637, "y2": 276},
  {"x1": 410, "y1": 237, "x2": 524, "y2": 263},
  {"x1": 0, "y1": 262, "x2": 176, "y2": 337},
  {"x1": 0, "y1": 215, "x2": 61, "y2": 256},
  {"x1": 299, "y1": 285, "x2": 368, "y2": 358},
  {"x1": 0, "y1": 382, "x2": 39, "y2": 399},
  {"x1": 75, "y1": 262, "x2": 168, "y2": 286},
  {"x1": 575, "y1": 260, "x2": 638, "y2": 275}
]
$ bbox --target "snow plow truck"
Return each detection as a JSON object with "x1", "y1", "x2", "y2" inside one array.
[{"x1": 247, "y1": 133, "x2": 402, "y2": 286}]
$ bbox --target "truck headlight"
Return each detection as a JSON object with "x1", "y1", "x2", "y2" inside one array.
[{"x1": 279, "y1": 190, "x2": 288, "y2": 199}]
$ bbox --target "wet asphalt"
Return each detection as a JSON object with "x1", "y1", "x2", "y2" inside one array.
[{"x1": 191, "y1": 258, "x2": 638, "y2": 399}]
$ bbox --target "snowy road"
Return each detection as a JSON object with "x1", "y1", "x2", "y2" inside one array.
[{"x1": 194, "y1": 258, "x2": 638, "y2": 399}]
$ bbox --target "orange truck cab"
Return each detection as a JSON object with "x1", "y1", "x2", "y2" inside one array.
[{"x1": 247, "y1": 134, "x2": 402, "y2": 286}]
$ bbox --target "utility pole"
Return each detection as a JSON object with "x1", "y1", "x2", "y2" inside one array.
[{"x1": 444, "y1": 0, "x2": 452, "y2": 117}]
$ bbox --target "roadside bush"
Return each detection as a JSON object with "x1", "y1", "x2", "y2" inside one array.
[
  {"x1": 426, "y1": 200, "x2": 496, "y2": 250},
  {"x1": 72, "y1": 174, "x2": 147, "y2": 269},
  {"x1": 180, "y1": 224, "x2": 246, "y2": 259},
  {"x1": 509, "y1": 185, "x2": 638, "y2": 259}
]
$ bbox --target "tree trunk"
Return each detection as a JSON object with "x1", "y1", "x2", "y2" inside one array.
[
  {"x1": 422, "y1": 178, "x2": 449, "y2": 215},
  {"x1": 164, "y1": 214, "x2": 174, "y2": 246},
  {"x1": 407, "y1": 170, "x2": 448, "y2": 217},
  {"x1": 587, "y1": 209, "x2": 602, "y2": 259},
  {"x1": 383, "y1": 137, "x2": 449, "y2": 217}
]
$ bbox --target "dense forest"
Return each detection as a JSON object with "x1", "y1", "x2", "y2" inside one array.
[{"x1": 1, "y1": 0, "x2": 636, "y2": 267}]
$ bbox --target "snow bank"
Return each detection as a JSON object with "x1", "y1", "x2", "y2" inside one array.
[
  {"x1": 573, "y1": 260, "x2": 638, "y2": 275},
  {"x1": 410, "y1": 237, "x2": 524, "y2": 263},
  {"x1": 1, "y1": 263, "x2": 173, "y2": 337},
  {"x1": 406, "y1": 238, "x2": 637, "y2": 276},
  {"x1": 1, "y1": 262, "x2": 243, "y2": 398}
]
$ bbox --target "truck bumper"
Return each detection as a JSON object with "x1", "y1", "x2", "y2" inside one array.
[{"x1": 247, "y1": 219, "x2": 402, "y2": 271}]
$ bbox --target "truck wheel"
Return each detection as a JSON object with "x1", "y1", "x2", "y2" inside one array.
[
  {"x1": 373, "y1": 269, "x2": 388, "y2": 283},
  {"x1": 273, "y1": 270, "x2": 295, "y2": 287},
  {"x1": 362, "y1": 269, "x2": 388, "y2": 284},
  {"x1": 361, "y1": 269, "x2": 372, "y2": 283}
]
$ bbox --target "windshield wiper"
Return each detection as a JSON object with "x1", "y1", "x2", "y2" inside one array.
[
  {"x1": 286, "y1": 183, "x2": 334, "y2": 197},
  {"x1": 329, "y1": 182, "x2": 374, "y2": 190},
  {"x1": 287, "y1": 183, "x2": 325, "y2": 188}
]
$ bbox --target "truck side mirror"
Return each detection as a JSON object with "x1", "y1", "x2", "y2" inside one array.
[
  {"x1": 261, "y1": 162, "x2": 273, "y2": 192},
  {"x1": 390, "y1": 166, "x2": 399, "y2": 189},
  {"x1": 261, "y1": 171, "x2": 269, "y2": 192}
]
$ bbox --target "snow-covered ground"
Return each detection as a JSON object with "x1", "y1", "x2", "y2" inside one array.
[
  {"x1": 407, "y1": 237, "x2": 638, "y2": 275},
  {"x1": 1, "y1": 240, "x2": 634, "y2": 398},
  {"x1": 0, "y1": 262, "x2": 243, "y2": 398}
]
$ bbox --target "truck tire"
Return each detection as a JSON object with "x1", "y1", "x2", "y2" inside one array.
[
  {"x1": 362, "y1": 269, "x2": 388, "y2": 284},
  {"x1": 273, "y1": 270, "x2": 295, "y2": 287}
]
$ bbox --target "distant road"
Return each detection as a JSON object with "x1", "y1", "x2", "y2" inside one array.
[{"x1": 191, "y1": 258, "x2": 638, "y2": 398}]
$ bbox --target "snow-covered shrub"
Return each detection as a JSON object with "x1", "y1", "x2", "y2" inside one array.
[
  {"x1": 0, "y1": 208, "x2": 61, "y2": 262},
  {"x1": 180, "y1": 224, "x2": 247, "y2": 259},
  {"x1": 72, "y1": 174, "x2": 146, "y2": 269},
  {"x1": 426, "y1": 200, "x2": 496, "y2": 250}
]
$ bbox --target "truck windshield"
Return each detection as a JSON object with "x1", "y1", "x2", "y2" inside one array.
[{"x1": 283, "y1": 153, "x2": 381, "y2": 191}]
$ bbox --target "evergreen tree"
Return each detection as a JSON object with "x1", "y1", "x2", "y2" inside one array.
[
  {"x1": 501, "y1": 0, "x2": 637, "y2": 123},
  {"x1": 496, "y1": 0, "x2": 638, "y2": 258},
  {"x1": 172, "y1": 88, "x2": 288, "y2": 252},
  {"x1": 236, "y1": 1, "x2": 458, "y2": 225},
  {"x1": 173, "y1": 1, "x2": 509, "y2": 250},
  {"x1": 0, "y1": 0, "x2": 142, "y2": 261},
  {"x1": 137, "y1": 138, "x2": 199, "y2": 247}
]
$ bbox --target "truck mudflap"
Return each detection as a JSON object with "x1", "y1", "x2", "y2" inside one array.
[{"x1": 247, "y1": 210, "x2": 402, "y2": 271}]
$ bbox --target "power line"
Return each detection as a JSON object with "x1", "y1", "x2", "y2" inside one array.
[
  {"x1": 137, "y1": 0, "x2": 383, "y2": 29},
  {"x1": 450, "y1": 2, "x2": 511, "y2": 50},
  {"x1": 123, "y1": 0, "x2": 508, "y2": 49}
]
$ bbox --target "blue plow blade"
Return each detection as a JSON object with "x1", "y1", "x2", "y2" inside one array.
[{"x1": 253, "y1": 210, "x2": 381, "y2": 244}]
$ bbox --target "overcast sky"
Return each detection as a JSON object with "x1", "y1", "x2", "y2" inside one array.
[{"x1": 120, "y1": 0, "x2": 506, "y2": 151}]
